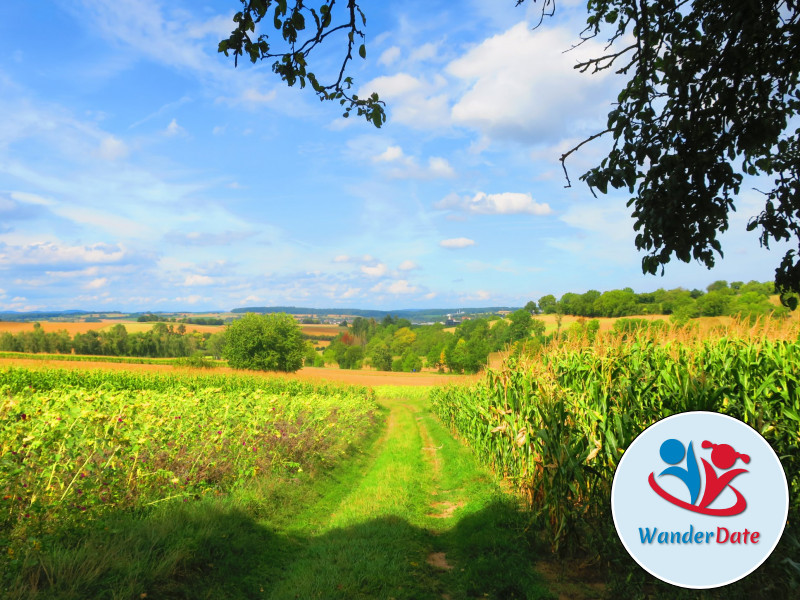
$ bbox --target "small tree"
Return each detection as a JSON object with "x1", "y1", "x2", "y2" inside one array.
[
  {"x1": 370, "y1": 341, "x2": 393, "y2": 371},
  {"x1": 538, "y1": 295, "x2": 558, "y2": 314},
  {"x1": 508, "y1": 309, "x2": 533, "y2": 342},
  {"x1": 206, "y1": 331, "x2": 226, "y2": 359},
  {"x1": 223, "y1": 313, "x2": 305, "y2": 372}
]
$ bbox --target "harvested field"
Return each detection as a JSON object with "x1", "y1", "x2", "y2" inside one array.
[
  {"x1": 99, "y1": 321, "x2": 223, "y2": 334},
  {"x1": 0, "y1": 320, "x2": 223, "y2": 335},
  {"x1": 300, "y1": 324, "x2": 347, "y2": 337},
  {"x1": 0, "y1": 321, "x2": 116, "y2": 334},
  {"x1": 0, "y1": 357, "x2": 476, "y2": 387}
]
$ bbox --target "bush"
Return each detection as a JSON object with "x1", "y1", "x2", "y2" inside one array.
[
  {"x1": 223, "y1": 313, "x2": 305, "y2": 372},
  {"x1": 174, "y1": 352, "x2": 217, "y2": 369}
]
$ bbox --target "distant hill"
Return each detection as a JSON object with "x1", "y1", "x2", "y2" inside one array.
[
  {"x1": 0, "y1": 310, "x2": 94, "y2": 321},
  {"x1": 0, "y1": 306, "x2": 519, "y2": 324},
  {"x1": 230, "y1": 306, "x2": 517, "y2": 321}
]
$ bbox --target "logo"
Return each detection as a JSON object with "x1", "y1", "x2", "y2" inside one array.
[
  {"x1": 648, "y1": 438, "x2": 750, "y2": 516},
  {"x1": 611, "y1": 412, "x2": 789, "y2": 589}
]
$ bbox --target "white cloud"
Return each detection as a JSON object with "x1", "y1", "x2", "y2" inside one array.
[
  {"x1": 67, "y1": 0, "x2": 241, "y2": 87},
  {"x1": 212, "y1": 125, "x2": 226, "y2": 135},
  {"x1": 240, "y1": 88, "x2": 277, "y2": 104},
  {"x1": 45, "y1": 266, "x2": 100, "y2": 279},
  {"x1": 374, "y1": 145, "x2": 407, "y2": 163},
  {"x1": 164, "y1": 118, "x2": 185, "y2": 136},
  {"x1": 427, "y1": 157, "x2": 455, "y2": 178},
  {"x1": 378, "y1": 46, "x2": 401, "y2": 66},
  {"x1": 448, "y1": 23, "x2": 617, "y2": 143},
  {"x1": 423, "y1": 292, "x2": 437, "y2": 300},
  {"x1": 52, "y1": 207, "x2": 150, "y2": 237},
  {"x1": 0, "y1": 242, "x2": 127, "y2": 266},
  {"x1": 372, "y1": 145, "x2": 455, "y2": 179},
  {"x1": 165, "y1": 230, "x2": 254, "y2": 246},
  {"x1": 365, "y1": 73, "x2": 424, "y2": 97},
  {"x1": 398, "y1": 260, "x2": 418, "y2": 271},
  {"x1": 184, "y1": 274, "x2": 214, "y2": 286},
  {"x1": 359, "y1": 73, "x2": 450, "y2": 129},
  {"x1": 361, "y1": 263, "x2": 388, "y2": 277},
  {"x1": 333, "y1": 254, "x2": 351, "y2": 263},
  {"x1": 387, "y1": 279, "x2": 418, "y2": 294},
  {"x1": 370, "y1": 279, "x2": 419, "y2": 294},
  {"x1": 436, "y1": 192, "x2": 552, "y2": 215},
  {"x1": 98, "y1": 136, "x2": 128, "y2": 160},
  {"x1": 341, "y1": 287, "x2": 361, "y2": 299},
  {"x1": 9, "y1": 191, "x2": 55, "y2": 206},
  {"x1": 84, "y1": 277, "x2": 108, "y2": 289},
  {"x1": 409, "y1": 42, "x2": 439, "y2": 63},
  {"x1": 440, "y1": 237, "x2": 475, "y2": 249}
]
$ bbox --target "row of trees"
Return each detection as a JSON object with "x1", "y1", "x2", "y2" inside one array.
[
  {"x1": 531, "y1": 281, "x2": 788, "y2": 321},
  {"x1": 0, "y1": 322, "x2": 223, "y2": 359},
  {"x1": 136, "y1": 314, "x2": 224, "y2": 325},
  {"x1": 321, "y1": 309, "x2": 539, "y2": 373}
]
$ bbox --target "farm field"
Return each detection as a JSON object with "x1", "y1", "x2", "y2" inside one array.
[
  {"x1": 0, "y1": 320, "x2": 224, "y2": 336},
  {"x1": 2, "y1": 321, "x2": 799, "y2": 598},
  {"x1": 299, "y1": 323, "x2": 348, "y2": 337},
  {"x1": 1, "y1": 368, "x2": 550, "y2": 599},
  {"x1": 432, "y1": 329, "x2": 800, "y2": 597},
  {"x1": 0, "y1": 356, "x2": 477, "y2": 387}
]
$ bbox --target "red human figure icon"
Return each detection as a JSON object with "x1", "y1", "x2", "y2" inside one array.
[{"x1": 698, "y1": 441, "x2": 750, "y2": 512}]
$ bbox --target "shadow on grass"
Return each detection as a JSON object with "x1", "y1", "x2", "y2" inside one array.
[{"x1": 8, "y1": 497, "x2": 551, "y2": 600}]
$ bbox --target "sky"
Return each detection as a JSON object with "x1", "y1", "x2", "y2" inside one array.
[{"x1": 0, "y1": 0, "x2": 788, "y2": 312}]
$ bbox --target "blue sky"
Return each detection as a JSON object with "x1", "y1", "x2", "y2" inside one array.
[{"x1": 0, "y1": 0, "x2": 786, "y2": 312}]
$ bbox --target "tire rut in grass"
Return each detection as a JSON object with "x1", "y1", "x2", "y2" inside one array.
[
  {"x1": 261, "y1": 396, "x2": 552, "y2": 599},
  {"x1": 415, "y1": 408, "x2": 461, "y2": 593}
]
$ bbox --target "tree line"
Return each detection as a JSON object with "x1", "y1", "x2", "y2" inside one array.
[
  {"x1": 136, "y1": 314, "x2": 224, "y2": 325},
  {"x1": 321, "y1": 309, "x2": 538, "y2": 374},
  {"x1": 0, "y1": 322, "x2": 225, "y2": 359},
  {"x1": 532, "y1": 280, "x2": 788, "y2": 322}
]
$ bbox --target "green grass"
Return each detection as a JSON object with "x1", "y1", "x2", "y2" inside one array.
[{"x1": 255, "y1": 390, "x2": 551, "y2": 600}]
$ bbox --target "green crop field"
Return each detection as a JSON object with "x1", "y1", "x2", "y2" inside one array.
[
  {"x1": 432, "y1": 331, "x2": 800, "y2": 597},
  {"x1": 0, "y1": 367, "x2": 378, "y2": 598}
]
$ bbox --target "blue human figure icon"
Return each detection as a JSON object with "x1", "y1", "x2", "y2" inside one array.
[{"x1": 658, "y1": 438, "x2": 701, "y2": 505}]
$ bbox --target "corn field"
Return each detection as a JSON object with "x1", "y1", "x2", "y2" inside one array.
[
  {"x1": 0, "y1": 367, "x2": 378, "y2": 576},
  {"x1": 431, "y1": 331, "x2": 800, "y2": 578}
]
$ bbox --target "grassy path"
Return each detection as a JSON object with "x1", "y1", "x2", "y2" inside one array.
[{"x1": 254, "y1": 391, "x2": 552, "y2": 600}]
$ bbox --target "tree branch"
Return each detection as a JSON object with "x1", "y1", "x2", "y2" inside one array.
[{"x1": 560, "y1": 129, "x2": 612, "y2": 188}]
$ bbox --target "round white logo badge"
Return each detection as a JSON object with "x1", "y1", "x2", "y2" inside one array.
[{"x1": 611, "y1": 411, "x2": 789, "y2": 589}]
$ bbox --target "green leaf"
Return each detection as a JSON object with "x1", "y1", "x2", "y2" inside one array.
[{"x1": 358, "y1": 44, "x2": 366, "y2": 59}]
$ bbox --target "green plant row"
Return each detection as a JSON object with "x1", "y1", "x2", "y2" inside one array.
[
  {"x1": 0, "y1": 367, "x2": 378, "y2": 582},
  {"x1": 431, "y1": 336, "x2": 800, "y2": 594},
  {"x1": 0, "y1": 350, "x2": 207, "y2": 366}
]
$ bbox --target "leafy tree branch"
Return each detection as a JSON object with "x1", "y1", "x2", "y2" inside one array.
[{"x1": 219, "y1": 0, "x2": 385, "y2": 126}]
